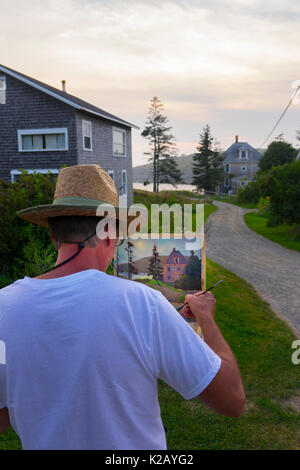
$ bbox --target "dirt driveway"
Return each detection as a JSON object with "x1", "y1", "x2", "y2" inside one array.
[{"x1": 206, "y1": 201, "x2": 300, "y2": 336}]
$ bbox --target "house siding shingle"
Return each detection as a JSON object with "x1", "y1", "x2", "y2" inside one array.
[
  {"x1": 0, "y1": 74, "x2": 78, "y2": 181},
  {"x1": 0, "y1": 72, "x2": 134, "y2": 205}
]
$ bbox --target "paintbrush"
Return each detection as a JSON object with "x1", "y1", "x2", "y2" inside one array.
[{"x1": 175, "y1": 280, "x2": 224, "y2": 311}]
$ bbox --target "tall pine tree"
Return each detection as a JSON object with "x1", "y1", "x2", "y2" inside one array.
[
  {"x1": 192, "y1": 125, "x2": 224, "y2": 192},
  {"x1": 142, "y1": 97, "x2": 183, "y2": 192},
  {"x1": 147, "y1": 243, "x2": 163, "y2": 280}
]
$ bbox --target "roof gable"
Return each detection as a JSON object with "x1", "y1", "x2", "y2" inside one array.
[
  {"x1": 0, "y1": 64, "x2": 139, "y2": 129},
  {"x1": 223, "y1": 142, "x2": 262, "y2": 163},
  {"x1": 164, "y1": 248, "x2": 187, "y2": 265}
]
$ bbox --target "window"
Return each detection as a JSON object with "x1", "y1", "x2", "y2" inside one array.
[
  {"x1": 224, "y1": 178, "x2": 231, "y2": 187},
  {"x1": 113, "y1": 128, "x2": 126, "y2": 156},
  {"x1": 108, "y1": 170, "x2": 114, "y2": 181},
  {"x1": 82, "y1": 120, "x2": 92, "y2": 150},
  {"x1": 241, "y1": 166, "x2": 247, "y2": 172},
  {"x1": 240, "y1": 180, "x2": 249, "y2": 187},
  {"x1": 18, "y1": 128, "x2": 68, "y2": 152},
  {"x1": 174, "y1": 256, "x2": 179, "y2": 264},
  {"x1": 11, "y1": 168, "x2": 59, "y2": 183},
  {"x1": 0, "y1": 77, "x2": 6, "y2": 90},
  {"x1": 121, "y1": 169, "x2": 127, "y2": 195},
  {"x1": 240, "y1": 149, "x2": 248, "y2": 159},
  {"x1": 225, "y1": 163, "x2": 230, "y2": 173},
  {"x1": 0, "y1": 76, "x2": 6, "y2": 105}
]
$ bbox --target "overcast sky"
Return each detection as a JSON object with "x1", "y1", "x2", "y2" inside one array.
[{"x1": 1, "y1": 0, "x2": 300, "y2": 166}]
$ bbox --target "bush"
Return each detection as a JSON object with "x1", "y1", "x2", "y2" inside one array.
[
  {"x1": 263, "y1": 161, "x2": 300, "y2": 226},
  {"x1": 257, "y1": 196, "x2": 270, "y2": 216},
  {"x1": 0, "y1": 170, "x2": 58, "y2": 285}
]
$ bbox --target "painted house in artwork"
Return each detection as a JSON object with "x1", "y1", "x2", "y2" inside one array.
[
  {"x1": 163, "y1": 248, "x2": 188, "y2": 283},
  {"x1": 0, "y1": 64, "x2": 139, "y2": 204}
]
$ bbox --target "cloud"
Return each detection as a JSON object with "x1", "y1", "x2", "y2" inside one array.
[{"x1": 1, "y1": 0, "x2": 299, "y2": 164}]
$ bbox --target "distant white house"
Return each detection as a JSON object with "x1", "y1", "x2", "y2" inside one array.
[{"x1": 221, "y1": 136, "x2": 263, "y2": 194}]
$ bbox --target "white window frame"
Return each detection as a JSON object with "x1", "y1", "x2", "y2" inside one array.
[
  {"x1": 224, "y1": 177, "x2": 231, "y2": 187},
  {"x1": 225, "y1": 163, "x2": 230, "y2": 173},
  {"x1": 10, "y1": 168, "x2": 59, "y2": 183},
  {"x1": 113, "y1": 127, "x2": 126, "y2": 157},
  {"x1": 107, "y1": 170, "x2": 114, "y2": 181},
  {"x1": 0, "y1": 76, "x2": 6, "y2": 90},
  {"x1": 82, "y1": 120, "x2": 92, "y2": 151},
  {"x1": 241, "y1": 166, "x2": 247, "y2": 172},
  {"x1": 17, "y1": 128, "x2": 68, "y2": 152},
  {"x1": 239, "y1": 149, "x2": 248, "y2": 160},
  {"x1": 121, "y1": 169, "x2": 127, "y2": 195}
]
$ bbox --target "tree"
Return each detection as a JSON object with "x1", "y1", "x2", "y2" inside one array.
[
  {"x1": 141, "y1": 96, "x2": 183, "y2": 192},
  {"x1": 259, "y1": 161, "x2": 300, "y2": 226},
  {"x1": 192, "y1": 125, "x2": 224, "y2": 192},
  {"x1": 258, "y1": 137, "x2": 297, "y2": 173},
  {"x1": 147, "y1": 243, "x2": 163, "y2": 280}
]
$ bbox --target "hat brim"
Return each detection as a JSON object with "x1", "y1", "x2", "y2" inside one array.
[{"x1": 17, "y1": 203, "x2": 133, "y2": 227}]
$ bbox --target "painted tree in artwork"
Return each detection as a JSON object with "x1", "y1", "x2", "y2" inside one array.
[
  {"x1": 141, "y1": 96, "x2": 183, "y2": 192},
  {"x1": 147, "y1": 243, "x2": 163, "y2": 280},
  {"x1": 175, "y1": 251, "x2": 202, "y2": 290}
]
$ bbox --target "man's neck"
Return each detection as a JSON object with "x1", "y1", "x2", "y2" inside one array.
[{"x1": 34, "y1": 246, "x2": 107, "y2": 279}]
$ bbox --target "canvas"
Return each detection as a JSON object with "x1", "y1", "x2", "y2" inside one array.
[{"x1": 114, "y1": 235, "x2": 206, "y2": 336}]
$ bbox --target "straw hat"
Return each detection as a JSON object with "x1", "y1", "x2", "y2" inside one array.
[{"x1": 17, "y1": 164, "x2": 122, "y2": 227}]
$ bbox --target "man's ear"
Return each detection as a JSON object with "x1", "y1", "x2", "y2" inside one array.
[{"x1": 49, "y1": 229, "x2": 59, "y2": 250}]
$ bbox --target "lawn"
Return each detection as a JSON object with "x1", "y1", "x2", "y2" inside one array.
[
  {"x1": 134, "y1": 189, "x2": 217, "y2": 231},
  {"x1": 244, "y1": 212, "x2": 300, "y2": 253},
  {"x1": 1, "y1": 257, "x2": 299, "y2": 450},
  {"x1": 212, "y1": 195, "x2": 257, "y2": 209}
]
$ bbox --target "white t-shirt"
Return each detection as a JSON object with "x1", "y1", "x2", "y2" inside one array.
[{"x1": 0, "y1": 269, "x2": 221, "y2": 450}]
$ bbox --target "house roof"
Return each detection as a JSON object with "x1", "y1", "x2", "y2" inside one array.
[
  {"x1": 164, "y1": 248, "x2": 187, "y2": 265},
  {"x1": 222, "y1": 142, "x2": 262, "y2": 163},
  {"x1": 0, "y1": 64, "x2": 139, "y2": 129}
]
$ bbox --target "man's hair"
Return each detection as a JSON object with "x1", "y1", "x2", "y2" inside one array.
[{"x1": 48, "y1": 216, "x2": 104, "y2": 250}]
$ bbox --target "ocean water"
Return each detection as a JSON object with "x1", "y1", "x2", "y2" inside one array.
[{"x1": 133, "y1": 183, "x2": 200, "y2": 192}]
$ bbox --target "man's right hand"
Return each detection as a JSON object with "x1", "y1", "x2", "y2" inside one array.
[{"x1": 183, "y1": 291, "x2": 216, "y2": 326}]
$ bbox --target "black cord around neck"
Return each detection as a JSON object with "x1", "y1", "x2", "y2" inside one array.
[{"x1": 42, "y1": 231, "x2": 97, "y2": 274}]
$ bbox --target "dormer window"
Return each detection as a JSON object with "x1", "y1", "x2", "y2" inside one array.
[
  {"x1": 0, "y1": 76, "x2": 6, "y2": 104},
  {"x1": 239, "y1": 149, "x2": 248, "y2": 159}
]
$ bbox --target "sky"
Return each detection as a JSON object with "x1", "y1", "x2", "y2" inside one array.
[{"x1": 1, "y1": 0, "x2": 300, "y2": 166}]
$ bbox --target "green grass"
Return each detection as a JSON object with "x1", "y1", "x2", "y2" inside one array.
[
  {"x1": 212, "y1": 195, "x2": 257, "y2": 209},
  {"x1": 158, "y1": 259, "x2": 300, "y2": 450},
  {"x1": 1, "y1": 258, "x2": 299, "y2": 450},
  {"x1": 244, "y1": 212, "x2": 300, "y2": 252},
  {"x1": 134, "y1": 189, "x2": 217, "y2": 232}
]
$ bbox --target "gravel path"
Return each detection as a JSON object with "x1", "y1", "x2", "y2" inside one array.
[{"x1": 206, "y1": 201, "x2": 300, "y2": 336}]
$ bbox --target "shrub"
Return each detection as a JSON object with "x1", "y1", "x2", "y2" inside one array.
[
  {"x1": 0, "y1": 170, "x2": 58, "y2": 284},
  {"x1": 257, "y1": 196, "x2": 270, "y2": 216}
]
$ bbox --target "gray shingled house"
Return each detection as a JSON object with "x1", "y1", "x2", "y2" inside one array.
[
  {"x1": 221, "y1": 136, "x2": 262, "y2": 194},
  {"x1": 0, "y1": 64, "x2": 138, "y2": 204}
]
